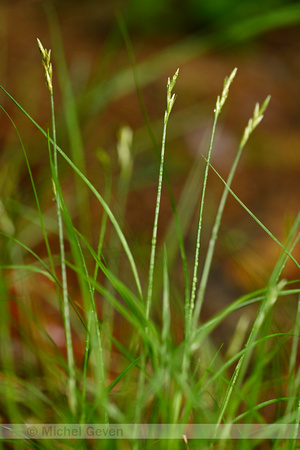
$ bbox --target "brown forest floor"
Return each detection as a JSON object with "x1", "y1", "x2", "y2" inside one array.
[{"x1": 1, "y1": 1, "x2": 300, "y2": 345}]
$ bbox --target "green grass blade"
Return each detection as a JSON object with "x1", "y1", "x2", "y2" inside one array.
[
  {"x1": 162, "y1": 246, "x2": 171, "y2": 350},
  {"x1": 188, "y1": 68, "x2": 237, "y2": 337},
  {"x1": 206, "y1": 160, "x2": 300, "y2": 271},
  {"x1": 0, "y1": 107, "x2": 55, "y2": 275},
  {"x1": 0, "y1": 84, "x2": 143, "y2": 301}
]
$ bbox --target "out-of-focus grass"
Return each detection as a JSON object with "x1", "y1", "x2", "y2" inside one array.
[{"x1": 0, "y1": 6, "x2": 300, "y2": 449}]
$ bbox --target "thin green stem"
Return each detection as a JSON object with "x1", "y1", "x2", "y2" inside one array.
[
  {"x1": 50, "y1": 91, "x2": 77, "y2": 415},
  {"x1": 146, "y1": 69, "x2": 179, "y2": 322},
  {"x1": 192, "y1": 95, "x2": 271, "y2": 332},
  {"x1": 186, "y1": 68, "x2": 237, "y2": 339},
  {"x1": 38, "y1": 38, "x2": 77, "y2": 414},
  {"x1": 118, "y1": 13, "x2": 190, "y2": 327},
  {"x1": 187, "y1": 111, "x2": 218, "y2": 336},
  {"x1": 192, "y1": 140, "x2": 245, "y2": 331}
]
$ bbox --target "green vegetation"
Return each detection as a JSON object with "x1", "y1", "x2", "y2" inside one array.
[{"x1": 0, "y1": 24, "x2": 299, "y2": 450}]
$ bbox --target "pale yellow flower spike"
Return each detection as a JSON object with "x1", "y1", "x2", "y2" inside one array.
[{"x1": 37, "y1": 38, "x2": 53, "y2": 94}]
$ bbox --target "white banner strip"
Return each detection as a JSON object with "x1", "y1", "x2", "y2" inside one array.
[{"x1": 0, "y1": 424, "x2": 299, "y2": 440}]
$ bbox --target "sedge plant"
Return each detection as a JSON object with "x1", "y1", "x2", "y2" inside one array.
[{"x1": 0, "y1": 33, "x2": 299, "y2": 450}]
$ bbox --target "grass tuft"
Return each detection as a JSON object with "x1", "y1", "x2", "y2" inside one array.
[{"x1": 0, "y1": 30, "x2": 299, "y2": 450}]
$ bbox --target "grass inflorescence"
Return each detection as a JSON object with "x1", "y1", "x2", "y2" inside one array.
[{"x1": 0, "y1": 32, "x2": 299, "y2": 450}]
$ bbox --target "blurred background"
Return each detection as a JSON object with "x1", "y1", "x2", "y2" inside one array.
[{"x1": 0, "y1": 0, "x2": 300, "y2": 338}]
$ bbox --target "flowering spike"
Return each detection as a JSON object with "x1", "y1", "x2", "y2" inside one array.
[
  {"x1": 166, "y1": 68, "x2": 179, "y2": 119},
  {"x1": 37, "y1": 38, "x2": 53, "y2": 94},
  {"x1": 240, "y1": 95, "x2": 271, "y2": 148},
  {"x1": 215, "y1": 67, "x2": 237, "y2": 115}
]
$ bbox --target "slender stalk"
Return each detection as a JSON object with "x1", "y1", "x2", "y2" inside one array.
[
  {"x1": 134, "y1": 71, "x2": 179, "y2": 437},
  {"x1": 37, "y1": 39, "x2": 77, "y2": 414},
  {"x1": 186, "y1": 68, "x2": 237, "y2": 339},
  {"x1": 186, "y1": 111, "x2": 218, "y2": 335},
  {"x1": 146, "y1": 69, "x2": 179, "y2": 322},
  {"x1": 118, "y1": 14, "x2": 190, "y2": 315},
  {"x1": 192, "y1": 96, "x2": 271, "y2": 331}
]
